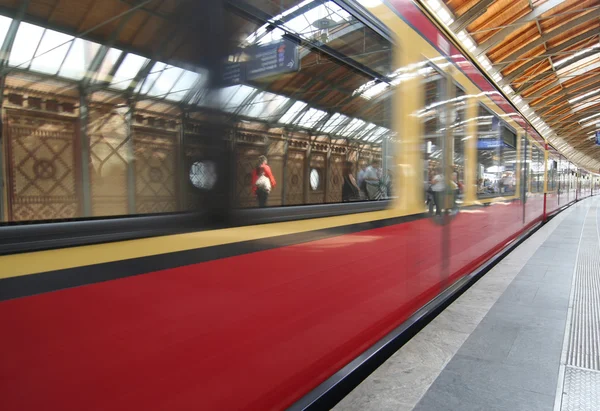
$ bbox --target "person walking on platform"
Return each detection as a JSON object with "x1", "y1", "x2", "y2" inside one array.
[{"x1": 251, "y1": 155, "x2": 276, "y2": 207}]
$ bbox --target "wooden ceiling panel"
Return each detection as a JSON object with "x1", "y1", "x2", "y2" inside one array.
[
  {"x1": 46, "y1": 0, "x2": 95, "y2": 28},
  {"x1": 26, "y1": 0, "x2": 59, "y2": 21},
  {"x1": 487, "y1": 21, "x2": 538, "y2": 62},
  {"x1": 538, "y1": 0, "x2": 599, "y2": 31},
  {"x1": 500, "y1": 43, "x2": 547, "y2": 76},
  {"x1": 446, "y1": 0, "x2": 480, "y2": 16},
  {"x1": 440, "y1": 0, "x2": 600, "y2": 169},
  {"x1": 467, "y1": 0, "x2": 529, "y2": 34}
]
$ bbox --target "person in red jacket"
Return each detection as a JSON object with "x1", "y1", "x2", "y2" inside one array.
[{"x1": 251, "y1": 155, "x2": 276, "y2": 207}]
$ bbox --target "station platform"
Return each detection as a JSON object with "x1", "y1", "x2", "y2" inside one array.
[{"x1": 334, "y1": 197, "x2": 600, "y2": 411}]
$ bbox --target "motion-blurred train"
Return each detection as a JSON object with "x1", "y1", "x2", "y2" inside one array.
[{"x1": 0, "y1": 0, "x2": 598, "y2": 410}]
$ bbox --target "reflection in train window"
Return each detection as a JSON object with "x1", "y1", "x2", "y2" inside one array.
[
  {"x1": 0, "y1": 0, "x2": 396, "y2": 223},
  {"x1": 475, "y1": 105, "x2": 516, "y2": 198},
  {"x1": 421, "y1": 64, "x2": 445, "y2": 207},
  {"x1": 228, "y1": 0, "x2": 396, "y2": 207},
  {"x1": 547, "y1": 158, "x2": 557, "y2": 191},
  {"x1": 530, "y1": 145, "x2": 544, "y2": 193}
]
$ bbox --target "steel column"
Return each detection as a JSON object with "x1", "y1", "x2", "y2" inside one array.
[
  {"x1": 125, "y1": 103, "x2": 136, "y2": 214},
  {"x1": 79, "y1": 91, "x2": 92, "y2": 216}
]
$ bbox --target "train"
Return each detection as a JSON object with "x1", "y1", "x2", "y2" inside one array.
[{"x1": 0, "y1": 0, "x2": 599, "y2": 410}]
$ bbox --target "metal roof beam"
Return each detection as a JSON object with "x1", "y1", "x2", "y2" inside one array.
[
  {"x1": 504, "y1": 28, "x2": 600, "y2": 84},
  {"x1": 494, "y1": 7, "x2": 600, "y2": 71},
  {"x1": 476, "y1": 0, "x2": 565, "y2": 56},
  {"x1": 450, "y1": 0, "x2": 495, "y2": 33}
]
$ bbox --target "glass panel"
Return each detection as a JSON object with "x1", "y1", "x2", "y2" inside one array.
[
  {"x1": 278, "y1": 101, "x2": 307, "y2": 123},
  {"x1": 240, "y1": 92, "x2": 289, "y2": 120},
  {"x1": 140, "y1": 62, "x2": 168, "y2": 94},
  {"x1": 529, "y1": 145, "x2": 544, "y2": 193},
  {"x1": 147, "y1": 66, "x2": 185, "y2": 97},
  {"x1": 476, "y1": 105, "x2": 501, "y2": 198},
  {"x1": 0, "y1": 15, "x2": 12, "y2": 46},
  {"x1": 242, "y1": 0, "x2": 393, "y2": 75},
  {"x1": 226, "y1": 0, "x2": 393, "y2": 207},
  {"x1": 421, "y1": 65, "x2": 445, "y2": 214},
  {"x1": 58, "y1": 38, "x2": 101, "y2": 80},
  {"x1": 109, "y1": 53, "x2": 148, "y2": 90},
  {"x1": 452, "y1": 85, "x2": 466, "y2": 198},
  {"x1": 320, "y1": 113, "x2": 349, "y2": 134},
  {"x1": 94, "y1": 47, "x2": 122, "y2": 83},
  {"x1": 0, "y1": 0, "x2": 394, "y2": 225},
  {"x1": 29, "y1": 30, "x2": 74, "y2": 75},
  {"x1": 219, "y1": 84, "x2": 257, "y2": 112},
  {"x1": 8, "y1": 22, "x2": 45, "y2": 68}
]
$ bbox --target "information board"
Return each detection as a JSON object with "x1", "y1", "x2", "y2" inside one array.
[{"x1": 246, "y1": 38, "x2": 299, "y2": 81}]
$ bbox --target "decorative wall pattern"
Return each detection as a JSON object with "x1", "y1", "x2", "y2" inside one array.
[
  {"x1": 133, "y1": 127, "x2": 178, "y2": 214},
  {"x1": 88, "y1": 107, "x2": 129, "y2": 217},
  {"x1": 5, "y1": 110, "x2": 79, "y2": 221}
]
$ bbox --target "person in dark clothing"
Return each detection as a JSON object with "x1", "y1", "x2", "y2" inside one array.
[{"x1": 342, "y1": 161, "x2": 360, "y2": 202}]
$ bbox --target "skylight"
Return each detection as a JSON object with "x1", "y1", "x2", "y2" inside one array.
[
  {"x1": 557, "y1": 53, "x2": 600, "y2": 84},
  {"x1": 320, "y1": 113, "x2": 350, "y2": 133},
  {"x1": 0, "y1": 15, "x2": 12, "y2": 45},
  {"x1": 339, "y1": 118, "x2": 365, "y2": 136},
  {"x1": 573, "y1": 99, "x2": 600, "y2": 112},
  {"x1": 29, "y1": 29, "x2": 74, "y2": 75},
  {"x1": 553, "y1": 42, "x2": 600, "y2": 68},
  {"x1": 295, "y1": 107, "x2": 327, "y2": 128},
  {"x1": 109, "y1": 53, "x2": 148, "y2": 90},
  {"x1": 218, "y1": 85, "x2": 256, "y2": 112},
  {"x1": 244, "y1": 1, "x2": 356, "y2": 47},
  {"x1": 579, "y1": 112, "x2": 600, "y2": 123},
  {"x1": 279, "y1": 101, "x2": 308, "y2": 123},
  {"x1": 9, "y1": 22, "x2": 45, "y2": 68},
  {"x1": 240, "y1": 92, "x2": 289, "y2": 120},
  {"x1": 165, "y1": 70, "x2": 202, "y2": 101},
  {"x1": 569, "y1": 88, "x2": 600, "y2": 104},
  {"x1": 58, "y1": 38, "x2": 101, "y2": 80}
]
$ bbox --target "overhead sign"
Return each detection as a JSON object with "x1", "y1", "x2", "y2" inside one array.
[
  {"x1": 477, "y1": 139, "x2": 502, "y2": 150},
  {"x1": 223, "y1": 62, "x2": 243, "y2": 86},
  {"x1": 246, "y1": 38, "x2": 300, "y2": 81}
]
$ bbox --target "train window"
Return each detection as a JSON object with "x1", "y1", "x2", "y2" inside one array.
[
  {"x1": 227, "y1": 0, "x2": 396, "y2": 207},
  {"x1": 548, "y1": 158, "x2": 557, "y2": 191},
  {"x1": 0, "y1": 0, "x2": 396, "y2": 223},
  {"x1": 421, "y1": 64, "x2": 445, "y2": 211},
  {"x1": 453, "y1": 85, "x2": 466, "y2": 186},
  {"x1": 475, "y1": 105, "x2": 515, "y2": 198},
  {"x1": 530, "y1": 145, "x2": 544, "y2": 193}
]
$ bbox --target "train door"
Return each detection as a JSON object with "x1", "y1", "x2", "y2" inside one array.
[{"x1": 421, "y1": 63, "x2": 471, "y2": 292}]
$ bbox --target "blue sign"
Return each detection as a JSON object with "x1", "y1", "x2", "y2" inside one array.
[
  {"x1": 596, "y1": 130, "x2": 600, "y2": 146},
  {"x1": 246, "y1": 38, "x2": 300, "y2": 81},
  {"x1": 477, "y1": 139, "x2": 502, "y2": 149}
]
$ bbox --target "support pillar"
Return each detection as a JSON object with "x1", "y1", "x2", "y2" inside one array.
[
  {"x1": 125, "y1": 103, "x2": 136, "y2": 214},
  {"x1": 79, "y1": 91, "x2": 92, "y2": 217}
]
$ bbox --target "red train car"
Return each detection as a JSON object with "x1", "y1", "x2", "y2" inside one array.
[{"x1": 0, "y1": 0, "x2": 596, "y2": 410}]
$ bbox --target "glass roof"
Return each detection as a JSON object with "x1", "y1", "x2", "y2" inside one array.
[
  {"x1": 556, "y1": 53, "x2": 600, "y2": 84},
  {"x1": 0, "y1": 13, "x2": 389, "y2": 143}
]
